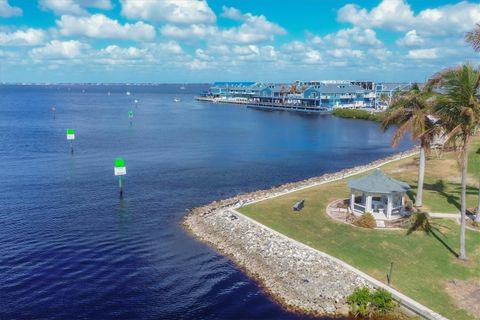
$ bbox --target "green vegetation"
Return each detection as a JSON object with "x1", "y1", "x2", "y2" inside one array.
[
  {"x1": 332, "y1": 108, "x2": 385, "y2": 122},
  {"x1": 381, "y1": 85, "x2": 439, "y2": 207},
  {"x1": 347, "y1": 287, "x2": 372, "y2": 317},
  {"x1": 429, "y1": 64, "x2": 480, "y2": 259},
  {"x1": 238, "y1": 144, "x2": 480, "y2": 319},
  {"x1": 347, "y1": 287, "x2": 397, "y2": 318},
  {"x1": 354, "y1": 212, "x2": 376, "y2": 229}
]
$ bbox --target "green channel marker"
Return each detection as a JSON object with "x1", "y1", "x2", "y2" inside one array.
[
  {"x1": 66, "y1": 128, "x2": 75, "y2": 154},
  {"x1": 128, "y1": 111, "x2": 133, "y2": 117},
  {"x1": 114, "y1": 158, "x2": 126, "y2": 198},
  {"x1": 115, "y1": 158, "x2": 125, "y2": 168}
]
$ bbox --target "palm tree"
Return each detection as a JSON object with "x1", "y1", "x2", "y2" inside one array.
[
  {"x1": 428, "y1": 64, "x2": 480, "y2": 260},
  {"x1": 466, "y1": 23, "x2": 480, "y2": 52},
  {"x1": 381, "y1": 85, "x2": 438, "y2": 208}
]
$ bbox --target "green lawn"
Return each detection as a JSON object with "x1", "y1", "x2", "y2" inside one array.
[{"x1": 238, "y1": 142, "x2": 480, "y2": 320}]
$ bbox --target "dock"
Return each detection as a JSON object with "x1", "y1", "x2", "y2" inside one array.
[{"x1": 195, "y1": 96, "x2": 332, "y2": 114}]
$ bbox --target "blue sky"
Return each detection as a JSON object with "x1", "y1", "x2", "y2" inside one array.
[{"x1": 0, "y1": 0, "x2": 479, "y2": 83}]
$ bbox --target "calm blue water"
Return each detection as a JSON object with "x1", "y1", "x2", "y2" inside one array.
[{"x1": 0, "y1": 84, "x2": 411, "y2": 320}]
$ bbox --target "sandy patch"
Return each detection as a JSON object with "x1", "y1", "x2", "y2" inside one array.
[{"x1": 445, "y1": 279, "x2": 480, "y2": 319}]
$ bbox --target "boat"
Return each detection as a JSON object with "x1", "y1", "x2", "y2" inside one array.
[
  {"x1": 174, "y1": 98, "x2": 180, "y2": 102},
  {"x1": 180, "y1": 85, "x2": 185, "y2": 90},
  {"x1": 126, "y1": 91, "x2": 131, "y2": 96}
]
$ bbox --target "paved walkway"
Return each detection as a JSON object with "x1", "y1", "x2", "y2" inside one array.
[{"x1": 429, "y1": 213, "x2": 461, "y2": 219}]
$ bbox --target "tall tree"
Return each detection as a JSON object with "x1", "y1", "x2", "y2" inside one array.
[
  {"x1": 381, "y1": 85, "x2": 438, "y2": 207},
  {"x1": 466, "y1": 23, "x2": 480, "y2": 52},
  {"x1": 428, "y1": 64, "x2": 480, "y2": 260}
]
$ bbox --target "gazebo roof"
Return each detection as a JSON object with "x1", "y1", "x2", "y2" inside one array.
[{"x1": 348, "y1": 169, "x2": 410, "y2": 194}]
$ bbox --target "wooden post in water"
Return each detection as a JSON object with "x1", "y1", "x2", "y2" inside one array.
[
  {"x1": 114, "y1": 158, "x2": 127, "y2": 198},
  {"x1": 66, "y1": 128, "x2": 75, "y2": 154}
]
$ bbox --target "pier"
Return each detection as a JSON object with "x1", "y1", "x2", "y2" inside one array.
[
  {"x1": 196, "y1": 80, "x2": 411, "y2": 114},
  {"x1": 195, "y1": 96, "x2": 331, "y2": 113}
]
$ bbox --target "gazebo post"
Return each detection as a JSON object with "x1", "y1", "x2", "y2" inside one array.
[
  {"x1": 387, "y1": 194, "x2": 393, "y2": 219},
  {"x1": 365, "y1": 193, "x2": 372, "y2": 213},
  {"x1": 350, "y1": 191, "x2": 356, "y2": 211}
]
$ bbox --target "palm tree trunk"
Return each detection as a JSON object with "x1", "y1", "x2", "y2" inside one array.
[
  {"x1": 476, "y1": 182, "x2": 480, "y2": 222},
  {"x1": 415, "y1": 147, "x2": 426, "y2": 207},
  {"x1": 459, "y1": 136, "x2": 469, "y2": 260}
]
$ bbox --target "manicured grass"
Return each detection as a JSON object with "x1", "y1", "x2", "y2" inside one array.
[{"x1": 238, "y1": 141, "x2": 480, "y2": 319}]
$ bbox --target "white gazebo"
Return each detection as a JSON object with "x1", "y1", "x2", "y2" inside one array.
[{"x1": 348, "y1": 169, "x2": 411, "y2": 220}]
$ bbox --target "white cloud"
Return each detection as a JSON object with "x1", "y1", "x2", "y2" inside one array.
[
  {"x1": 0, "y1": 28, "x2": 46, "y2": 46},
  {"x1": 338, "y1": 0, "x2": 480, "y2": 36},
  {"x1": 81, "y1": 0, "x2": 112, "y2": 9},
  {"x1": 30, "y1": 40, "x2": 91, "y2": 60},
  {"x1": 120, "y1": 0, "x2": 216, "y2": 24},
  {"x1": 40, "y1": 0, "x2": 86, "y2": 16},
  {"x1": 57, "y1": 14, "x2": 155, "y2": 41},
  {"x1": 39, "y1": 0, "x2": 113, "y2": 16},
  {"x1": 221, "y1": 6, "x2": 244, "y2": 21},
  {"x1": 368, "y1": 48, "x2": 392, "y2": 61},
  {"x1": 407, "y1": 48, "x2": 439, "y2": 59},
  {"x1": 189, "y1": 58, "x2": 211, "y2": 70},
  {"x1": 0, "y1": 0, "x2": 22, "y2": 17},
  {"x1": 328, "y1": 48, "x2": 364, "y2": 59},
  {"x1": 160, "y1": 8, "x2": 286, "y2": 44},
  {"x1": 160, "y1": 24, "x2": 216, "y2": 40},
  {"x1": 280, "y1": 41, "x2": 323, "y2": 64},
  {"x1": 303, "y1": 49, "x2": 322, "y2": 64},
  {"x1": 153, "y1": 41, "x2": 184, "y2": 55},
  {"x1": 95, "y1": 45, "x2": 153, "y2": 65},
  {"x1": 396, "y1": 30, "x2": 424, "y2": 47},
  {"x1": 220, "y1": 12, "x2": 286, "y2": 43},
  {"x1": 325, "y1": 27, "x2": 382, "y2": 47}
]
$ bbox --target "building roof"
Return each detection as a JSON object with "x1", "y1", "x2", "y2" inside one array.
[
  {"x1": 306, "y1": 84, "x2": 365, "y2": 94},
  {"x1": 212, "y1": 81, "x2": 255, "y2": 87},
  {"x1": 376, "y1": 82, "x2": 411, "y2": 92},
  {"x1": 348, "y1": 169, "x2": 410, "y2": 194}
]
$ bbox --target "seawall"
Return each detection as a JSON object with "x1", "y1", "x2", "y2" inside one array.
[{"x1": 182, "y1": 148, "x2": 446, "y2": 319}]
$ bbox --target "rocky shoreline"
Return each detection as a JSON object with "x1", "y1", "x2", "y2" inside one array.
[{"x1": 182, "y1": 148, "x2": 419, "y2": 317}]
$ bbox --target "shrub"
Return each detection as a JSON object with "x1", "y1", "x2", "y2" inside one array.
[
  {"x1": 347, "y1": 287, "x2": 398, "y2": 318},
  {"x1": 404, "y1": 199, "x2": 413, "y2": 212},
  {"x1": 354, "y1": 213, "x2": 377, "y2": 229},
  {"x1": 371, "y1": 288, "x2": 396, "y2": 315},
  {"x1": 332, "y1": 108, "x2": 385, "y2": 122},
  {"x1": 347, "y1": 287, "x2": 371, "y2": 317},
  {"x1": 408, "y1": 212, "x2": 431, "y2": 234}
]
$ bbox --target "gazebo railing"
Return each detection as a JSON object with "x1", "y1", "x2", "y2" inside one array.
[
  {"x1": 353, "y1": 203, "x2": 366, "y2": 212},
  {"x1": 391, "y1": 206, "x2": 404, "y2": 216}
]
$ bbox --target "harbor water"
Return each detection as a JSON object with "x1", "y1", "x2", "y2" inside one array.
[{"x1": 0, "y1": 84, "x2": 411, "y2": 319}]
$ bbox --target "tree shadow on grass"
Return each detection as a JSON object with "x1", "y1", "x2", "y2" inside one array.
[
  {"x1": 408, "y1": 179, "x2": 478, "y2": 212},
  {"x1": 422, "y1": 180, "x2": 461, "y2": 211},
  {"x1": 407, "y1": 213, "x2": 459, "y2": 258}
]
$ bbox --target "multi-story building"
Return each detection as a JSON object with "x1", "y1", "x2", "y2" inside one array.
[{"x1": 203, "y1": 80, "x2": 411, "y2": 111}]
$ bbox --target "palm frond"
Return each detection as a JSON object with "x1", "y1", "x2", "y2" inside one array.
[{"x1": 466, "y1": 23, "x2": 480, "y2": 52}]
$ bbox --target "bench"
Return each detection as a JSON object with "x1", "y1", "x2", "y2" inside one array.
[{"x1": 293, "y1": 199, "x2": 305, "y2": 212}]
